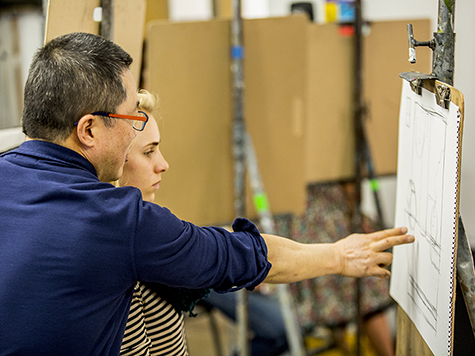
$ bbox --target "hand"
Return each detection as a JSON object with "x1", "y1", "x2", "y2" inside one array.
[{"x1": 333, "y1": 227, "x2": 414, "y2": 279}]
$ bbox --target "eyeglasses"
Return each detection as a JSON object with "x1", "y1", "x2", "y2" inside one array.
[
  {"x1": 91, "y1": 111, "x2": 149, "y2": 131},
  {"x1": 74, "y1": 111, "x2": 149, "y2": 131}
]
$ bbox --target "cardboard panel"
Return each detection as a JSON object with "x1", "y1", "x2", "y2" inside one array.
[
  {"x1": 113, "y1": 0, "x2": 146, "y2": 83},
  {"x1": 216, "y1": 0, "x2": 232, "y2": 18},
  {"x1": 44, "y1": 0, "x2": 100, "y2": 43},
  {"x1": 304, "y1": 22, "x2": 354, "y2": 183},
  {"x1": 363, "y1": 19, "x2": 431, "y2": 175},
  {"x1": 147, "y1": 19, "x2": 235, "y2": 225},
  {"x1": 243, "y1": 16, "x2": 307, "y2": 217},
  {"x1": 145, "y1": 0, "x2": 168, "y2": 24},
  {"x1": 146, "y1": 16, "x2": 308, "y2": 225},
  {"x1": 304, "y1": 19, "x2": 431, "y2": 183},
  {"x1": 44, "y1": 0, "x2": 146, "y2": 85}
]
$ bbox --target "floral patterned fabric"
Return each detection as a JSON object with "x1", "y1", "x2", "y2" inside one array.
[{"x1": 272, "y1": 182, "x2": 394, "y2": 329}]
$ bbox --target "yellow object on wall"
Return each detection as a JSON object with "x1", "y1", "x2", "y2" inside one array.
[{"x1": 325, "y1": 2, "x2": 338, "y2": 22}]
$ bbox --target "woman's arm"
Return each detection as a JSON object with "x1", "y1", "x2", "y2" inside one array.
[{"x1": 262, "y1": 227, "x2": 413, "y2": 283}]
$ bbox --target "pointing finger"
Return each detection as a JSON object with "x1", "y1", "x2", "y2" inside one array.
[
  {"x1": 373, "y1": 233, "x2": 415, "y2": 251},
  {"x1": 370, "y1": 227, "x2": 408, "y2": 241}
]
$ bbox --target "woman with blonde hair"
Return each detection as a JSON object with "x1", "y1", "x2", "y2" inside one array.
[{"x1": 119, "y1": 89, "x2": 208, "y2": 356}]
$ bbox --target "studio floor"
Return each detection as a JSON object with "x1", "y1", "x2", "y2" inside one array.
[{"x1": 184, "y1": 307, "x2": 380, "y2": 356}]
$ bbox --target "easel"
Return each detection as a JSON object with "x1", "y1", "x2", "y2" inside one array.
[
  {"x1": 230, "y1": 1, "x2": 305, "y2": 355},
  {"x1": 396, "y1": 0, "x2": 475, "y2": 354},
  {"x1": 352, "y1": 1, "x2": 386, "y2": 354}
]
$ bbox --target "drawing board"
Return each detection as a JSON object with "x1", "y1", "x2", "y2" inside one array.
[
  {"x1": 390, "y1": 79, "x2": 464, "y2": 356},
  {"x1": 44, "y1": 0, "x2": 145, "y2": 83}
]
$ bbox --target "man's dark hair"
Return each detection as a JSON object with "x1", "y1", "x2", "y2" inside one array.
[{"x1": 22, "y1": 32, "x2": 133, "y2": 142}]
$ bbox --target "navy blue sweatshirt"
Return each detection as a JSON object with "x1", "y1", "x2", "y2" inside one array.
[{"x1": 0, "y1": 140, "x2": 270, "y2": 355}]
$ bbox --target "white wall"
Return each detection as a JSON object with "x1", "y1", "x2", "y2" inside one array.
[
  {"x1": 168, "y1": 0, "x2": 271, "y2": 20},
  {"x1": 168, "y1": 0, "x2": 213, "y2": 21},
  {"x1": 453, "y1": 1, "x2": 475, "y2": 247}
]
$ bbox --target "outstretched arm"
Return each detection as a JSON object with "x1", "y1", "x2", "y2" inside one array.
[{"x1": 262, "y1": 227, "x2": 413, "y2": 283}]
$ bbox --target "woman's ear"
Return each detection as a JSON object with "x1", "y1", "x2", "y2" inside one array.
[{"x1": 75, "y1": 114, "x2": 98, "y2": 147}]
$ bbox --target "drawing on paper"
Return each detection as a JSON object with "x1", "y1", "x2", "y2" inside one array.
[
  {"x1": 391, "y1": 80, "x2": 463, "y2": 356},
  {"x1": 402, "y1": 98, "x2": 448, "y2": 332}
]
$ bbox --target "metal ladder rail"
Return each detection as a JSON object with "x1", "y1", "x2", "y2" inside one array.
[
  {"x1": 230, "y1": 1, "x2": 305, "y2": 355},
  {"x1": 230, "y1": 0, "x2": 250, "y2": 355},
  {"x1": 244, "y1": 133, "x2": 306, "y2": 356}
]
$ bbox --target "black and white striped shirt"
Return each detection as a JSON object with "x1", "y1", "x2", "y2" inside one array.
[{"x1": 120, "y1": 282, "x2": 188, "y2": 356}]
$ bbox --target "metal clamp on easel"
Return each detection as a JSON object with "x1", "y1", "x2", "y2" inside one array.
[
  {"x1": 402, "y1": 75, "x2": 453, "y2": 111},
  {"x1": 398, "y1": 73, "x2": 425, "y2": 95},
  {"x1": 435, "y1": 82, "x2": 452, "y2": 109}
]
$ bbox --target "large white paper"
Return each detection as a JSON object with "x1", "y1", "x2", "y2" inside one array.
[{"x1": 390, "y1": 80, "x2": 463, "y2": 356}]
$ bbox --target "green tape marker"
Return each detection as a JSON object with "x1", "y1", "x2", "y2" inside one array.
[
  {"x1": 369, "y1": 179, "x2": 380, "y2": 192},
  {"x1": 253, "y1": 192, "x2": 269, "y2": 213}
]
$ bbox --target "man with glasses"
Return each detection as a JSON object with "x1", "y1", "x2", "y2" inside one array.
[{"x1": 0, "y1": 32, "x2": 413, "y2": 355}]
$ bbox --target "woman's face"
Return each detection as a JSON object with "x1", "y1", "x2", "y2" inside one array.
[{"x1": 119, "y1": 113, "x2": 169, "y2": 202}]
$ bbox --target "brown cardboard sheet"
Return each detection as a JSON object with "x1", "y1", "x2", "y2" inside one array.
[
  {"x1": 304, "y1": 22, "x2": 354, "y2": 183},
  {"x1": 242, "y1": 16, "x2": 307, "y2": 219},
  {"x1": 363, "y1": 19, "x2": 431, "y2": 176},
  {"x1": 146, "y1": 16, "x2": 308, "y2": 225},
  {"x1": 147, "y1": 19, "x2": 235, "y2": 225},
  {"x1": 112, "y1": 0, "x2": 146, "y2": 82},
  {"x1": 44, "y1": 0, "x2": 100, "y2": 43},
  {"x1": 304, "y1": 19, "x2": 431, "y2": 182},
  {"x1": 44, "y1": 0, "x2": 146, "y2": 85}
]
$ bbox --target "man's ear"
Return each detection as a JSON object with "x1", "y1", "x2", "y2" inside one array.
[{"x1": 75, "y1": 114, "x2": 99, "y2": 147}]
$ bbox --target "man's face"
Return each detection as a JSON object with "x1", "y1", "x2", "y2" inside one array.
[{"x1": 98, "y1": 70, "x2": 139, "y2": 182}]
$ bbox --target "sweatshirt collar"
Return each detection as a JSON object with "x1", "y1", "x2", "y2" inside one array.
[{"x1": 4, "y1": 140, "x2": 98, "y2": 177}]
